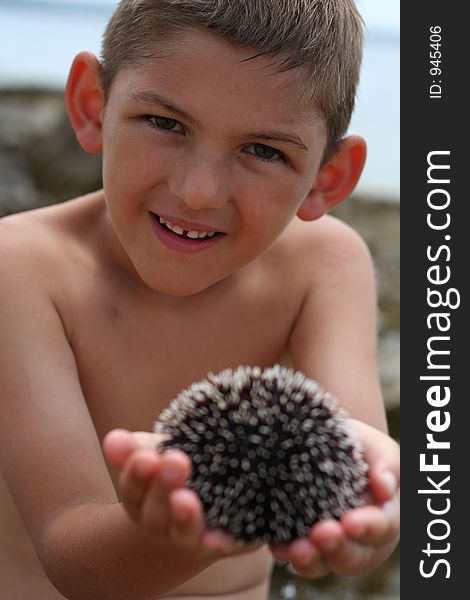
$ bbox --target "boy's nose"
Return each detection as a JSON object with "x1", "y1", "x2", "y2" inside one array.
[{"x1": 167, "y1": 149, "x2": 230, "y2": 211}]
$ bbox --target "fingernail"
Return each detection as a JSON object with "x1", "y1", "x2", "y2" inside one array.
[
  {"x1": 383, "y1": 499, "x2": 397, "y2": 517},
  {"x1": 382, "y1": 471, "x2": 397, "y2": 496}
]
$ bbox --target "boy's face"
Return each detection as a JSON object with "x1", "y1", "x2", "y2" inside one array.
[{"x1": 100, "y1": 28, "x2": 327, "y2": 296}]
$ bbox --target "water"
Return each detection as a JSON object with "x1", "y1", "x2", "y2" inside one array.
[{"x1": 0, "y1": 0, "x2": 399, "y2": 199}]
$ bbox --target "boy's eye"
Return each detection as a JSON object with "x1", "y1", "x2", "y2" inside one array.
[
  {"x1": 145, "y1": 115, "x2": 184, "y2": 133},
  {"x1": 245, "y1": 143, "x2": 284, "y2": 163}
]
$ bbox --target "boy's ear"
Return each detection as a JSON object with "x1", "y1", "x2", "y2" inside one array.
[
  {"x1": 65, "y1": 51, "x2": 104, "y2": 154},
  {"x1": 297, "y1": 136, "x2": 367, "y2": 221}
]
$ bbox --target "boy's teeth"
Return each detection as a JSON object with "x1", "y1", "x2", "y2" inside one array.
[
  {"x1": 171, "y1": 223, "x2": 185, "y2": 235},
  {"x1": 157, "y1": 216, "x2": 217, "y2": 240}
]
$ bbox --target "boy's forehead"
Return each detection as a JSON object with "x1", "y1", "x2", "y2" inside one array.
[{"x1": 113, "y1": 27, "x2": 324, "y2": 130}]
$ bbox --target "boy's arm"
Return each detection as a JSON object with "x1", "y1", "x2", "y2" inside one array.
[
  {"x1": 0, "y1": 234, "x2": 223, "y2": 600},
  {"x1": 281, "y1": 218, "x2": 399, "y2": 576},
  {"x1": 289, "y1": 218, "x2": 386, "y2": 430}
]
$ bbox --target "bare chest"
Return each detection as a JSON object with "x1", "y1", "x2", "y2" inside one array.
[{"x1": 64, "y1": 271, "x2": 300, "y2": 442}]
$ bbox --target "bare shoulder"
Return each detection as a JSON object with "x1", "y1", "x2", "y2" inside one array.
[
  {"x1": 0, "y1": 193, "x2": 102, "y2": 295},
  {"x1": 0, "y1": 210, "x2": 62, "y2": 280},
  {"x1": 276, "y1": 214, "x2": 374, "y2": 287},
  {"x1": 288, "y1": 213, "x2": 370, "y2": 258}
]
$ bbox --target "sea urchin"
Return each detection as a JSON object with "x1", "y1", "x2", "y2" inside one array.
[{"x1": 154, "y1": 365, "x2": 368, "y2": 544}]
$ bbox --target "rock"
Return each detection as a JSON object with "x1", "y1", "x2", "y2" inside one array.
[
  {"x1": 0, "y1": 88, "x2": 101, "y2": 216},
  {"x1": 0, "y1": 89, "x2": 60, "y2": 215},
  {"x1": 0, "y1": 146, "x2": 50, "y2": 216},
  {"x1": 378, "y1": 330, "x2": 400, "y2": 409},
  {"x1": 27, "y1": 107, "x2": 102, "y2": 202}
]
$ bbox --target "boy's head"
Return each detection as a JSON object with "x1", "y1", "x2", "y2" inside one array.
[
  {"x1": 100, "y1": 0, "x2": 363, "y2": 160},
  {"x1": 65, "y1": 1, "x2": 367, "y2": 296}
]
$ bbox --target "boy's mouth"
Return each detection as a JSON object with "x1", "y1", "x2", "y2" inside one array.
[{"x1": 151, "y1": 212, "x2": 222, "y2": 241}]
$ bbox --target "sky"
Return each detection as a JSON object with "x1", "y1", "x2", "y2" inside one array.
[
  {"x1": 358, "y1": 0, "x2": 399, "y2": 32},
  {"x1": 2, "y1": 0, "x2": 400, "y2": 32},
  {"x1": 0, "y1": 0, "x2": 400, "y2": 198}
]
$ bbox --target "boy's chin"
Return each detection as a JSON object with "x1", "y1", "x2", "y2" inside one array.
[{"x1": 139, "y1": 271, "x2": 227, "y2": 297}]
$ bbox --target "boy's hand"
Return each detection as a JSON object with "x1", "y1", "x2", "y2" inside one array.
[
  {"x1": 270, "y1": 420, "x2": 400, "y2": 578},
  {"x1": 103, "y1": 429, "x2": 259, "y2": 558}
]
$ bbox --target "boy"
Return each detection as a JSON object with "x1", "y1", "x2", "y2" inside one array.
[{"x1": 0, "y1": 1, "x2": 399, "y2": 598}]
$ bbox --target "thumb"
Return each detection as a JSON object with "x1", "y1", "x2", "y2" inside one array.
[
  {"x1": 103, "y1": 429, "x2": 167, "y2": 469},
  {"x1": 347, "y1": 419, "x2": 400, "y2": 505}
]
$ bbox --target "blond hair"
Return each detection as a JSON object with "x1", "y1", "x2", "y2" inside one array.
[{"x1": 101, "y1": 0, "x2": 363, "y2": 157}]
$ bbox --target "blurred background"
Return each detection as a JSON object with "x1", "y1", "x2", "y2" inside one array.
[{"x1": 0, "y1": 1, "x2": 399, "y2": 598}]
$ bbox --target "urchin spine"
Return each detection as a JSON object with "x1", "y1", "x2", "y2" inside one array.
[{"x1": 155, "y1": 365, "x2": 368, "y2": 544}]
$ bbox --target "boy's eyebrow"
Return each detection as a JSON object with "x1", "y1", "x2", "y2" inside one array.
[
  {"x1": 130, "y1": 90, "x2": 310, "y2": 152},
  {"x1": 242, "y1": 130, "x2": 309, "y2": 152},
  {"x1": 130, "y1": 90, "x2": 198, "y2": 126}
]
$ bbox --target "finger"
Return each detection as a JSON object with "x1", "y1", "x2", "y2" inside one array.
[
  {"x1": 132, "y1": 431, "x2": 168, "y2": 449},
  {"x1": 290, "y1": 544, "x2": 330, "y2": 579},
  {"x1": 347, "y1": 420, "x2": 400, "y2": 503},
  {"x1": 270, "y1": 538, "x2": 330, "y2": 579},
  {"x1": 120, "y1": 448, "x2": 161, "y2": 521},
  {"x1": 342, "y1": 499, "x2": 400, "y2": 546},
  {"x1": 286, "y1": 538, "x2": 320, "y2": 568},
  {"x1": 201, "y1": 529, "x2": 240, "y2": 552},
  {"x1": 369, "y1": 467, "x2": 400, "y2": 505},
  {"x1": 155, "y1": 449, "x2": 192, "y2": 491},
  {"x1": 270, "y1": 545, "x2": 293, "y2": 562},
  {"x1": 292, "y1": 559, "x2": 331, "y2": 579},
  {"x1": 309, "y1": 518, "x2": 344, "y2": 551},
  {"x1": 103, "y1": 430, "x2": 169, "y2": 471},
  {"x1": 201, "y1": 529, "x2": 262, "y2": 557},
  {"x1": 309, "y1": 520, "x2": 374, "y2": 575},
  {"x1": 168, "y1": 488, "x2": 205, "y2": 548},
  {"x1": 140, "y1": 450, "x2": 192, "y2": 536},
  {"x1": 323, "y1": 537, "x2": 374, "y2": 575},
  {"x1": 103, "y1": 429, "x2": 138, "y2": 469}
]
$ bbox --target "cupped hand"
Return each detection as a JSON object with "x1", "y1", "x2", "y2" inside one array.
[
  {"x1": 270, "y1": 420, "x2": 400, "y2": 578},
  {"x1": 103, "y1": 429, "x2": 260, "y2": 558}
]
